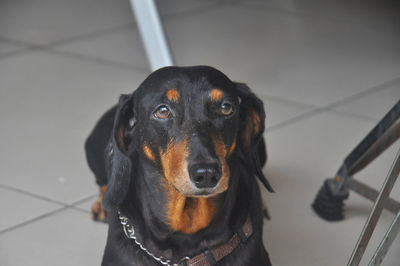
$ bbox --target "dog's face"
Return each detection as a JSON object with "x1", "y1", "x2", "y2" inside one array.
[
  {"x1": 109, "y1": 66, "x2": 265, "y2": 233},
  {"x1": 132, "y1": 75, "x2": 240, "y2": 197}
]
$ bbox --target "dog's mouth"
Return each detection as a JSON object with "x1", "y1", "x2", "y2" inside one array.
[
  {"x1": 167, "y1": 179, "x2": 227, "y2": 198},
  {"x1": 189, "y1": 187, "x2": 221, "y2": 198}
]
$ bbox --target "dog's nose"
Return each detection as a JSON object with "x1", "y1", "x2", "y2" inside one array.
[{"x1": 189, "y1": 163, "x2": 221, "y2": 188}]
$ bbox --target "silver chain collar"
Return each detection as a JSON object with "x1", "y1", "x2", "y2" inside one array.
[{"x1": 118, "y1": 211, "x2": 190, "y2": 266}]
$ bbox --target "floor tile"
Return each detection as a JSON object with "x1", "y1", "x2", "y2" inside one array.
[
  {"x1": 75, "y1": 195, "x2": 97, "y2": 212},
  {"x1": 53, "y1": 27, "x2": 149, "y2": 70},
  {"x1": 1, "y1": 1, "x2": 399, "y2": 266},
  {"x1": 241, "y1": 0, "x2": 400, "y2": 32},
  {"x1": 53, "y1": 4, "x2": 400, "y2": 108},
  {"x1": 258, "y1": 94, "x2": 315, "y2": 130},
  {"x1": 0, "y1": 208, "x2": 107, "y2": 266},
  {"x1": 0, "y1": 187, "x2": 62, "y2": 232},
  {"x1": 156, "y1": 0, "x2": 221, "y2": 18},
  {"x1": 0, "y1": 0, "x2": 135, "y2": 45},
  {"x1": 262, "y1": 111, "x2": 400, "y2": 266},
  {"x1": 52, "y1": 0, "x2": 221, "y2": 71},
  {"x1": 0, "y1": 51, "x2": 148, "y2": 203},
  {"x1": 0, "y1": 0, "x2": 218, "y2": 46},
  {"x1": 332, "y1": 78, "x2": 400, "y2": 121},
  {"x1": 0, "y1": 40, "x2": 24, "y2": 56},
  {"x1": 163, "y1": 5, "x2": 400, "y2": 106}
]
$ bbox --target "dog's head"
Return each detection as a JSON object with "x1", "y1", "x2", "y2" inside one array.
[{"x1": 105, "y1": 66, "x2": 267, "y2": 233}]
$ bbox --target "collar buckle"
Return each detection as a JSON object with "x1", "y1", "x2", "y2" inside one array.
[{"x1": 172, "y1": 256, "x2": 190, "y2": 266}]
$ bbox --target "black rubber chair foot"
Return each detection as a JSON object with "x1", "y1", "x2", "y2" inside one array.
[{"x1": 312, "y1": 178, "x2": 349, "y2": 221}]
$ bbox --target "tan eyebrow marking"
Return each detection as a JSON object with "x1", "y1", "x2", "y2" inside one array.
[
  {"x1": 165, "y1": 89, "x2": 180, "y2": 102},
  {"x1": 143, "y1": 144, "x2": 156, "y2": 161},
  {"x1": 209, "y1": 89, "x2": 224, "y2": 102}
]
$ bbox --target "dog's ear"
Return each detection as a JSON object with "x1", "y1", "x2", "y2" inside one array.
[
  {"x1": 235, "y1": 82, "x2": 274, "y2": 192},
  {"x1": 104, "y1": 93, "x2": 137, "y2": 210}
]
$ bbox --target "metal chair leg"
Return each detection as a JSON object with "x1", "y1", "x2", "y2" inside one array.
[
  {"x1": 130, "y1": 0, "x2": 174, "y2": 71},
  {"x1": 368, "y1": 210, "x2": 400, "y2": 265},
  {"x1": 347, "y1": 149, "x2": 400, "y2": 266}
]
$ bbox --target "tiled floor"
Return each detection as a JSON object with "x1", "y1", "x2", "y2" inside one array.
[{"x1": 0, "y1": 0, "x2": 399, "y2": 265}]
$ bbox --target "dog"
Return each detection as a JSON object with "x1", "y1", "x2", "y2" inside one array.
[{"x1": 85, "y1": 66, "x2": 273, "y2": 265}]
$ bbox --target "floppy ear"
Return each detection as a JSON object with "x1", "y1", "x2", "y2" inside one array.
[
  {"x1": 235, "y1": 82, "x2": 274, "y2": 192},
  {"x1": 103, "y1": 93, "x2": 137, "y2": 210}
]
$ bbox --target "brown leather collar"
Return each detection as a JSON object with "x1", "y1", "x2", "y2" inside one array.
[
  {"x1": 119, "y1": 212, "x2": 253, "y2": 266},
  {"x1": 184, "y1": 216, "x2": 253, "y2": 266}
]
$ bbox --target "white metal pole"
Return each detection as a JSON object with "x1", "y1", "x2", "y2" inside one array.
[{"x1": 130, "y1": 0, "x2": 175, "y2": 71}]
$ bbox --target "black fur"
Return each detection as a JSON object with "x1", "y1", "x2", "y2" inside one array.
[{"x1": 85, "y1": 66, "x2": 272, "y2": 265}]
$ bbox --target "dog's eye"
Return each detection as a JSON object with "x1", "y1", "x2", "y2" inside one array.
[
  {"x1": 220, "y1": 102, "x2": 234, "y2": 116},
  {"x1": 153, "y1": 105, "x2": 172, "y2": 120}
]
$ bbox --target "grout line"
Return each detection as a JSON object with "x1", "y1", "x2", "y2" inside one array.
[
  {"x1": 70, "y1": 194, "x2": 97, "y2": 206},
  {"x1": 329, "y1": 109, "x2": 379, "y2": 123},
  {"x1": 257, "y1": 91, "x2": 317, "y2": 109},
  {"x1": 268, "y1": 76, "x2": 400, "y2": 132},
  {"x1": 0, "y1": 39, "x2": 151, "y2": 73},
  {"x1": 0, "y1": 48, "x2": 31, "y2": 60},
  {"x1": 0, "y1": 206, "x2": 69, "y2": 235},
  {"x1": 44, "y1": 47, "x2": 150, "y2": 73},
  {"x1": 0, "y1": 205, "x2": 95, "y2": 236},
  {"x1": 0, "y1": 2, "x2": 222, "y2": 65},
  {"x1": 0, "y1": 23, "x2": 134, "y2": 50},
  {"x1": 0, "y1": 1, "x2": 220, "y2": 50},
  {"x1": 268, "y1": 106, "x2": 323, "y2": 132},
  {"x1": 44, "y1": 23, "x2": 135, "y2": 48},
  {"x1": 71, "y1": 206, "x2": 91, "y2": 214},
  {"x1": 0, "y1": 1, "x2": 225, "y2": 72},
  {"x1": 0, "y1": 36, "x2": 39, "y2": 49},
  {"x1": 0, "y1": 186, "x2": 98, "y2": 234},
  {"x1": 0, "y1": 36, "x2": 53, "y2": 59},
  {"x1": 324, "y1": 77, "x2": 400, "y2": 110},
  {"x1": 0, "y1": 36, "x2": 48, "y2": 59},
  {"x1": 45, "y1": 2, "x2": 222, "y2": 50},
  {"x1": 267, "y1": 104, "x2": 365, "y2": 133},
  {"x1": 0, "y1": 183, "x2": 98, "y2": 208},
  {"x1": 0, "y1": 184, "x2": 69, "y2": 207}
]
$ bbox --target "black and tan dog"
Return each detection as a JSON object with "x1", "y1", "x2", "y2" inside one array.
[{"x1": 85, "y1": 66, "x2": 273, "y2": 266}]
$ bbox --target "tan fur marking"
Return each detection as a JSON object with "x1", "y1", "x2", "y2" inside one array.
[
  {"x1": 250, "y1": 111, "x2": 261, "y2": 136},
  {"x1": 166, "y1": 89, "x2": 180, "y2": 102},
  {"x1": 165, "y1": 187, "x2": 216, "y2": 234},
  {"x1": 243, "y1": 110, "x2": 261, "y2": 149},
  {"x1": 160, "y1": 139, "x2": 217, "y2": 233},
  {"x1": 91, "y1": 185, "x2": 107, "y2": 221},
  {"x1": 228, "y1": 139, "x2": 237, "y2": 155},
  {"x1": 143, "y1": 144, "x2": 156, "y2": 161},
  {"x1": 160, "y1": 139, "x2": 190, "y2": 190},
  {"x1": 213, "y1": 138, "x2": 230, "y2": 194},
  {"x1": 209, "y1": 89, "x2": 224, "y2": 102}
]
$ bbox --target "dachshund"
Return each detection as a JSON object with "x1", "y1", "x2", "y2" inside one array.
[{"x1": 85, "y1": 66, "x2": 273, "y2": 265}]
